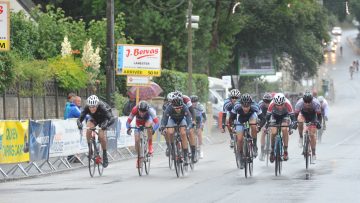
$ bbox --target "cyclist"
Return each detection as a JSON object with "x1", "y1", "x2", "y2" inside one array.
[
  {"x1": 317, "y1": 96, "x2": 329, "y2": 130},
  {"x1": 295, "y1": 90, "x2": 322, "y2": 161},
  {"x1": 229, "y1": 93, "x2": 261, "y2": 169},
  {"x1": 258, "y1": 93, "x2": 273, "y2": 161},
  {"x1": 77, "y1": 95, "x2": 115, "y2": 168},
  {"x1": 162, "y1": 92, "x2": 174, "y2": 157},
  {"x1": 266, "y1": 93, "x2": 296, "y2": 163},
  {"x1": 173, "y1": 91, "x2": 197, "y2": 163},
  {"x1": 190, "y1": 95, "x2": 207, "y2": 159},
  {"x1": 126, "y1": 101, "x2": 160, "y2": 167},
  {"x1": 161, "y1": 95, "x2": 193, "y2": 164},
  {"x1": 221, "y1": 89, "x2": 241, "y2": 148}
]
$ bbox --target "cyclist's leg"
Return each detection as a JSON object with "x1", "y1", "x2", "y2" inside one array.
[
  {"x1": 281, "y1": 117, "x2": 291, "y2": 160},
  {"x1": 309, "y1": 123, "x2": 317, "y2": 156},
  {"x1": 259, "y1": 127, "x2": 266, "y2": 160},
  {"x1": 98, "y1": 127, "x2": 109, "y2": 167},
  {"x1": 269, "y1": 125, "x2": 277, "y2": 163},
  {"x1": 226, "y1": 113, "x2": 235, "y2": 147},
  {"x1": 249, "y1": 114, "x2": 258, "y2": 156},
  {"x1": 166, "y1": 119, "x2": 176, "y2": 157},
  {"x1": 235, "y1": 123, "x2": 245, "y2": 166},
  {"x1": 144, "y1": 120, "x2": 153, "y2": 154},
  {"x1": 86, "y1": 119, "x2": 96, "y2": 143},
  {"x1": 188, "y1": 125, "x2": 196, "y2": 161},
  {"x1": 298, "y1": 114, "x2": 305, "y2": 147}
]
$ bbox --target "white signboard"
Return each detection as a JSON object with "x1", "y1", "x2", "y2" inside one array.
[
  {"x1": 239, "y1": 50, "x2": 275, "y2": 76},
  {"x1": 126, "y1": 76, "x2": 150, "y2": 86},
  {"x1": 0, "y1": 1, "x2": 10, "y2": 51},
  {"x1": 222, "y1": 75, "x2": 232, "y2": 88},
  {"x1": 116, "y1": 44, "x2": 162, "y2": 76}
]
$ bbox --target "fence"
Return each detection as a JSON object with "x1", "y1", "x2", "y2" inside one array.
[{"x1": 0, "y1": 80, "x2": 102, "y2": 120}]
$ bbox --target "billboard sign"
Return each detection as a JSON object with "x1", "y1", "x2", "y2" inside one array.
[
  {"x1": 0, "y1": 1, "x2": 10, "y2": 51},
  {"x1": 116, "y1": 44, "x2": 162, "y2": 76},
  {"x1": 239, "y1": 50, "x2": 275, "y2": 76}
]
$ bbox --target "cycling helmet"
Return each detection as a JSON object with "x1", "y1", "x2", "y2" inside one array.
[
  {"x1": 172, "y1": 97, "x2": 183, "y2": 107},
  {"x1": 138, "y1": 101, "x2": 149, "y2": 112},
  {"x1": 318, "y1": 96, "x2": 325, "y2": 103},
  {"x1": 303, "y1": 90, "x2": 313, "y2": 103},
  {"x1": 263, "y1": 93, "x2": 273, "y2": 103},
  {"x1": 87, "y1": 95, "x2": 99, "y2": 106},
  {"x1": 229, "y1": 89, "x2": 241, "y2": 98},
  {"x1": 273, "y1": 93, "x2": 285, "y2": 105},
  {"x1": 173, "y1": 90, "x2": 183, "y2": 98},
  {"x1": 240, "y1": 93, "x2": 252, "y2": 105},
  {"x1": 167, "y1": 92, "x2": 174, "y2": 102},
  {"x1": 190, "y1": 95, "x2": 199, "y2": 102}
]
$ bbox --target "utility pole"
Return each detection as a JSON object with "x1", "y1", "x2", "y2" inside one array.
[
  {"x1": 187, "y1": 0, "x2": 193, "y2": 96},
  {"x1": 106, "y1": 0, "x2": 115, "y2": 106}
]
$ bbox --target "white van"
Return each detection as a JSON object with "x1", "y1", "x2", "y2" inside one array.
[{"x1": 208, "y1": 77, "x2": 230, "y2": 122}]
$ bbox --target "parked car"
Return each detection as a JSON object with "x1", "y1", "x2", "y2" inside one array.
[{"x1": 331, "y1": 27, "x2": 342, "y2": 35}]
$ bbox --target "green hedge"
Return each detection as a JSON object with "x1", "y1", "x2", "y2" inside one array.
[{"x1": 153, "y1": 69, "x2": 209, "y2": 102}]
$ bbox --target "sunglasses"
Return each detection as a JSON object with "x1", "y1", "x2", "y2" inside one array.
[
  {"x1": 231, "y1": 97, "x2": 238, "y2": 100},
  {"x1": 174, "y1": 106, "x2": 183, "y2": 110},
  {"x1": 89, "y1": 105, "x2": 97, "y2": 109},
  {"x1": 242, "y1": 104, "x2": 251, "y2": 108}
]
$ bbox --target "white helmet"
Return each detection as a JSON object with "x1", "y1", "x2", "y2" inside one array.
[
  {"x1": 273, "y1": 93, "x2": 285, "y2": 105},
  {"x1": 229, "y1": 89, "x2": 241, "y2": 98},
  {"x1": 87, "y1": 95, "x2": 99, "y2": 106},
  {"x1": 318, "y1": 96, "x2": 324, "y2": 103}
]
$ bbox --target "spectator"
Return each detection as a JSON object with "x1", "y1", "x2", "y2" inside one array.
[
  {"x1": 67, "y1": 96, "x2": 82, "y2": 119},
  {"x1": 64, "y1": 93, "x2": 76, "y2": 119},
  {"x1": 122, "y1": 98, "x2": 136, "y2": 116}
]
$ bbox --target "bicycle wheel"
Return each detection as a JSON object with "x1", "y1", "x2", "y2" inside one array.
[
  {"x1": 248, "y1": 142, "x2": 254, "y2": 177},
  {"x1": 144, "y1": 139, "x2": 151, "y2": 175},
  {"x1": 97, "y1": 142, "x2": 104, "y2": 176},
  {"x1": 168, "y1": 144, "x2": 173, "y2": 170},
  {"x1": 138, "y1": 137, "x2": 144, "y2": 176},
  {"x1": 275, "y1": 142, "x2": 281, "y2": 176},
  {"x1": 88, "y1": 141, "x2": 96, "y2": 178},
  {"x1": 304, "y1": 134, "x2": 310, "y2": 170}
]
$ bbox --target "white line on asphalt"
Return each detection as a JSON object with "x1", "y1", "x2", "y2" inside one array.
[{"x1": 331, "y1": 129, "x2": 360, "y2": 148}]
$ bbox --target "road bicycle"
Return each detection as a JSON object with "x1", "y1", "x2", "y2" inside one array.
[
  {"x1": 129, "y1": 126, "x2": 152, "y2": 176},
  {"x1": 302, "y1": 122, "x2": 318, "y2": 170},
  {"x1": 84, "y1": 127, "x2": 104, "y2": 178},
  {"x1": 267, "y1": 123, "x2": 290, "y2": 176},
  {"x1": 166, "y1": 125, "x2": 188, "y2": 178}
]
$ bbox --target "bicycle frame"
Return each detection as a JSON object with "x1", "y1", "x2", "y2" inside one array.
[
  {"x1": 130, "y1": 126, "x2": 152, "y2": 176},
  {"x1": 166, "y1": 125, "x2": 187, "y2": 178},
  {"x1": 84, "y1": 127, "x2": 104, "y2": 178},
  {"x1": 268, "y1": 124, "x2": 289, "y2": 176}
]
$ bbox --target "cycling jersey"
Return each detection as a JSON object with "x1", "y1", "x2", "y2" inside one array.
[
  {"x1": 319, "y1": 99, "x2": 329, "y2": 118},
  {"x1": 161, "y1": 104, "x2": 192, "y2": 127},
  {"x1": 193, "y1": 103, "x2": 207, "y2": 123},
  {"x1": 230, "y1": 102, "x2": 261, "y2": 124},
  {"x1": 294, "y1": 98, "x2": 322, "y2": 123},
  {"x1": 79, "y1": 101, "x2": 115, "y2": 128},
  {"x1": 258, "y1": 100, "x2": 269, "y2": 127},
  {"x1": 222, "y1": 98, "x2": 238, "y2": 127},
  {"x1": 183, "y1": 95, "x2": 196, "y2": 121},
  {"x1": 266, "y1": 98, "x2": 294, "y2": 123},
  {"x1": 126, "y1": 106, "x2": 159, "y2": 130}
]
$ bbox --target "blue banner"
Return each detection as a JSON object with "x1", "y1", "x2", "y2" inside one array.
[{"x1": 29, "y1": 121, "x2": 51, "y2": 161}]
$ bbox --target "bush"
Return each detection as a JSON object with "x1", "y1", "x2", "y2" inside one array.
[
  {"x1": 48, "y1": 56, "x2": 88, "y2": 91},
  {"x1": 0, "y1": 53, "x2": 15, "y2": 94},
  {"x1": 153, "y1": 69, "x2": 209, "y2": 102},
  {"x1": 114, "y1": 92, "x2": 128, "y2": 113}
]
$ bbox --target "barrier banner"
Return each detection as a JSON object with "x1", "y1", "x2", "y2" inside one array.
[
  {"x1": 49, "y1": 119, "x2": 81, "y2": 157},
  {"x1": 106, "y1": 117, "x2": 119, "y2": 151},
  {"x1": 29, "y1": 121, "x2": 51, "y2": 161},
  {"x1": 0, "y1": 121, "x2": 30, "y2": 164},
  {"x1": 117, "y1": 117, "x2": 135, "y2": 148}
]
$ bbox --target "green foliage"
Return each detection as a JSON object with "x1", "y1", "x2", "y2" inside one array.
[
  {"x1": 48, "y1": 56, "x2": 88, "y2": 90},
  {"x1": 13, "y1": 57, "x2": 50, "y2": 96},
  {"x1": 0, "y1": 53, "x2": 15, "y2": 93},
  {"x1": 114, "y1": 92, "x2": 129, "y2": 113},
  {"x1": 10, "y1": 12, "x2": 40, "y2": 59},
  {"x1": 153, "y1": 69, "x2": 209, "y2": 102}
]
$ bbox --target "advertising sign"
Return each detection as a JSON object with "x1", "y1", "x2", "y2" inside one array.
[
  {"x1": 239, "y1": 50, "x2": 276, "y2": 76},
  {"x1": 0, "y1": 1, "x2": 10, "y2": 51},
  {"x1": 117, "y1": 44, "x2": 162, "y2": 76},
  {"x1": 0, "y1": 121, "x2": 30, "y2": 164},
  {"x1": 126, "y1": 76, "x2": 150, "y2": 86},
  {"x1": 29, "y1": 121, "x2": 51, "y2": 161}
]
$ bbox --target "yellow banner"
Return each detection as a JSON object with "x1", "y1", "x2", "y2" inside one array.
[
  {"x1": 0, "y1": 121, "x2": 30, "y2": 163},
  {"x1": 0, "y1": 39, "x2": 9, "y2": 51},
  {"x1": 118, "y1": 68, "x2": 161, "y2": 76}
]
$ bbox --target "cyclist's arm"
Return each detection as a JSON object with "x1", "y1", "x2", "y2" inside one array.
[
  {"x1": 149, "y1": 107, "x2": 160, "y2": 131},
  {"x1": 126, "y1": 106, "x2": 138, "y2": 128},
  {"x1": 78, "y1": 106, "x2": 90, "y2": 123},
  {"x1": 188, "y1": 105, "x2": 196, "y2": 121},
  {"x1": 184, "y1": 106, "x2": 192, "y2": 127},
  {"x1": 161, "y1": 106, "x2": 171, "y2": 127}
]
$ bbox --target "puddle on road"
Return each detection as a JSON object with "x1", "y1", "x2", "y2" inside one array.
[{"x1": 103, "y1": 179, "x2": 123, "y2": 185}]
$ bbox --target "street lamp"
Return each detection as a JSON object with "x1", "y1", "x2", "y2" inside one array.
[
  {"x1": 187, "y1": 0, "x2": 199, "y2": 95},
  {"x1": 232, "y1": 2, "x2": 241, "y2": 14}
]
